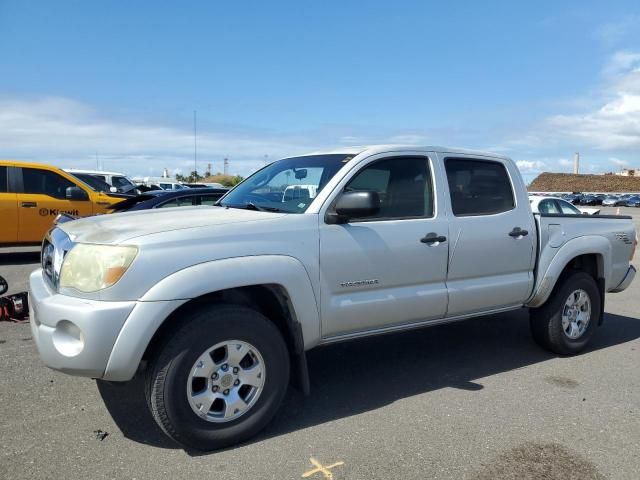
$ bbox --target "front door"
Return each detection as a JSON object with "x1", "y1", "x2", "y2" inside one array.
[
  {"x1": 17, "y1": 167, "x2": 93, "y2": 243},
  {"x1": 319, "y1": 154, "x2": 449, "y2": 338}
]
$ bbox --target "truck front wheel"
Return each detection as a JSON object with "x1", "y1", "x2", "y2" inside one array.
[
  {"x1": 146, "y1": 304, "x2": 290, "y2": 451},
  {"x1": 530, "y1": 271, "x2": 601, "y2": 355}
]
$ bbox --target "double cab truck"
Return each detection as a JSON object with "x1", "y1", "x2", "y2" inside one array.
[
  {"x1": 29, "y1": 146, "x2": 636, "y2": 450},
  {"x1": 0, "y1": 160, "x2": 123, "y2": 245}
]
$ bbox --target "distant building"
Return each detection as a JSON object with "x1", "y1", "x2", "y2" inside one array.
[{"x1": 616, "y1": 168, "x2": 639, "y2": 177}]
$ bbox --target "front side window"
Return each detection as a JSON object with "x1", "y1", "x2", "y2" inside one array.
[
  {"x1": 445, "y1": 158, "x2": 515, "y2": 216},
  {"x1": 220, "y1": 154, "x2": 352, "y2": 213},
  {"x1": 22, "y1": 168, "x2": 76, "y2": 199},
  {"x1": 0, "y1": 166, "x2": 7, "y2": 193},
  {"x1": 344, "y1": 156, "x2": 433, "y2": 220}
]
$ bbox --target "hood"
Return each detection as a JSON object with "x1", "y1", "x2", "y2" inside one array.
[{"x1": 60, "y1": 206, "x2": 286, "y2": 244}]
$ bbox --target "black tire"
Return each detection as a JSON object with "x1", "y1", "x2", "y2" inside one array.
[
  {"x1": 146, "y1": 304, "x2": 290, "y2": 451},
  {"x1": 530, "y1": 271, "x2": 601, "y2": 355}
]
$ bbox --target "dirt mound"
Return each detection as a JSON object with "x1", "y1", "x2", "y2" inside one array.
[{"x1": 529, "y1": 172, "x2": 640, "y2": 193}]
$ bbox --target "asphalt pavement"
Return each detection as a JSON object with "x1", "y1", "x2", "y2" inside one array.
[{"x1": 0, "y1": 207, "x2": 638, "y2": 479}]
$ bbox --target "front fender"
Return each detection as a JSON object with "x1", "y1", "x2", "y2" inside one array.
[
  {"x1": 527, "y1": 236, "x2": 610, "y2": 308},
  {"x1": 103, "y1": 255, "x2": 320, "y2": 381}
]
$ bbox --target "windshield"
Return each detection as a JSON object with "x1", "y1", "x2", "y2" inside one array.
[{"x1": 220, "y1": 154, "x2": 353, "y2": 213}]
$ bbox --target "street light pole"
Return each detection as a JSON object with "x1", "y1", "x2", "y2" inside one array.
[{"x1": 193, "y1": 110, "x2": 197, "y2": 177}]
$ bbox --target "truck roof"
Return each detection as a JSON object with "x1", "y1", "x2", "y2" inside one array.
[
  {"x1": 295, "y1": 145, "x2": 510, "y2": 160},
  {"x1": 65, "y1": 168, "x2": 128, "y2": 176}
]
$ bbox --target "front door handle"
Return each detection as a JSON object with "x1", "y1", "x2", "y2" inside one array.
[
  {"x1": 21, "y1": 202, "x2": 37, "y2": 208},
  {"x1": 420, "y1": 233, "x2": 447, "y2": 244},
  {"x1": 509, "y1": 227, "x2": 528, "y2": 237}
]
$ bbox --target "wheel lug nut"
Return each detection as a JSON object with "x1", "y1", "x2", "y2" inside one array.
[
  {"x1": 222, "y1": 364, "x2": 228, "y2": 371},
  {"x1": 223, "y1": 389, "x2": 229, "y2": 395},
  {"x1": 234, "y1": 380, "x2": 240, "y2": 386},
  {"x1": 233, "y1": 367, "x2": 239, "y2": 374},
  {"x1": 213, "y1": 386, "x2": 219, "y2": 392},
  {"x1": 212, "y1": 373, "x2": 218, "y2": 380}
]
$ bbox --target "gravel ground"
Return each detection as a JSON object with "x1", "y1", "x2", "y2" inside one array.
[{"x1": 0, "y1": 207, "x2": 638, "y2": 479}]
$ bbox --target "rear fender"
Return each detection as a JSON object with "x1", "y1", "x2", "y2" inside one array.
[{"x1": 527, "y1": 236, "x2": 610, "y2": 308}]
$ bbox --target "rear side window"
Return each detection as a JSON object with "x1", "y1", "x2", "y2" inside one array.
[
  {"x1": 112, "y1": 176, "x2": 132, "y2": 188},
  {"x1": 0, "y1": 166, "x2": 7, "y2": 193},
  {"x1": 22, "y1": 168, "x2": 75, "y2": 199},
  {"x1": 157, "y1": 197, "x2": 195, "y2": 208},
  {"x1": 445, "y1": 158, "x2": 515, "y2": 216},
  {"x1": 538, "y1": 199, "x2": 560, "y2": 214},
  {"x1": 199, "y1": 195, "x2": 222, "y2": 206},
  {"x1": 558, "y1": 200, "x2": 581, "y2": 215}
]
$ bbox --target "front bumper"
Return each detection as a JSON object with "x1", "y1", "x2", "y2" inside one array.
[
  {"x1": 29, "y1": 269, "x2": 186, "y2": 381},
  {"x1": 29, "y1": 269, "x2": 135, "y2": 378},
  {"x1": 610, "y1": 265, "x2": 636, "y2": 293}
]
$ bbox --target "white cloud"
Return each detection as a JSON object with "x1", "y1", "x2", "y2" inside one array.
[
  {"x1": 516, "y1": 160, "x2": 547, "y2": 173},
  {"x1": 609, "y1": 157, "x2": 629, "y2": 166},
  {"x1": 526, "y1": 50, "x2": 640, "y2": 152},
  {"x1": 0, "y1": 96, "x2": 324, "y2": 177}
]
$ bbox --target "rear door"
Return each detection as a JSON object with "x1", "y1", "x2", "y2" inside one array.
[
  {"x1": 441, "y1": 155, "x2": 535, "y2": 316},
  {"x1": 0, "y1": 165, "x2": 18, "y2": 243},
  {"x1": 16, "y1": 166, "x2": 93, "y2": 243},
  {"x1": 319, "y1": 153, "x2": 449, "y2": 337}
]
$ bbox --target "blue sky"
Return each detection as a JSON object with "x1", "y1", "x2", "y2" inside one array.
[{"x1": 1, "y1": 1, "x2": 640, "y2": 182}]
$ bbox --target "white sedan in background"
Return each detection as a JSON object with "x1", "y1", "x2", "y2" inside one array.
[{"x1": 529, "y1": 195, "x2": 600, "y2": 215}]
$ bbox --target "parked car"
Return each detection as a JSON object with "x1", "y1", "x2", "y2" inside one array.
[
  {"x1": 564, "y1": 193, "x2": 582, "y2": 204},
  {"x1": 30, "y1": 146, "x2": 637, "y2": 450},
  {"x1": 109, "y1": 188, "x2": 228, "y2": 212},
  {"x1": 625, "y1": 196, "x2": 640, "y2": 207},
  {"x1": 0, "y1": 160, "x2": 123, "y2": 245},
  {"x1": 529, "y1": 196, "x2": 599, "y2": 215},
  {"x1": 602, "y1": 196, "x2": 623, "y2": 207},
  {"x1": 580, "y1": 195, "x2": 602, "y2": 206}
]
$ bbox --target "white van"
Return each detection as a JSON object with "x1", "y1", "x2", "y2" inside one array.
[{"x1": 65, "y1": 169, "x2": 137, "y2": 193}]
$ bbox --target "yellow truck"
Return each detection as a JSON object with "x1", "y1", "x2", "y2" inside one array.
[{"x1": 0, "y1": 160, "x2": 123, "y2": 245}]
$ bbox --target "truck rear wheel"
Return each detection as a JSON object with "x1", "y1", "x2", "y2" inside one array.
[
  {"x1": 530, "y1": 271, "x2": 601, "y2": 355},
  {"x1": 146, "y1": 304, "x2": 290, "y2": 451}
]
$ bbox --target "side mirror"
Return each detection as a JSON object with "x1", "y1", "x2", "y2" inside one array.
[
  {"x1": 294, "y1": 169, "x2": 308, "y2": 180},
  {"x1": 326, "y1": 191, "x2": 380, "y2": 224},
  {"x1": 66, "y1": 186, "x2": 89, "y2": 201},
  {"x1": 110, "y1": 186, "x2": 118, "y2": 193}
]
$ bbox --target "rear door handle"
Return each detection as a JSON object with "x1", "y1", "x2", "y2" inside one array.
[
  {"x1": 21, "y1": 202, "x2": 37, "y2": 208},
  {"x1": 420, "y1": 233, "x2": 447, "y2": 244},
  {"x1": 509, "y1": 227, "x2": 528, "y2": 237}
]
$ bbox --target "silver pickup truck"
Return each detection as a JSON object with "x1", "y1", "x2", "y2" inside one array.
[{"x1": 29, "y1": 145, "x2": 636, "y2": 450}]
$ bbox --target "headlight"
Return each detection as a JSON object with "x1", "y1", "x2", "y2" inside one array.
[{"x1": 59, "y1": 244, "x2": 138, "y2": 292}]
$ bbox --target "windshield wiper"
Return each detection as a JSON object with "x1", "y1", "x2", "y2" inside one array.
[{"x1": 226, "y1": 202, "x2": 285, "y2": 212}]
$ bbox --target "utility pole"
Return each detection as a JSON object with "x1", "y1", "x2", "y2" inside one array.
[
  {"x1": 223, "y1": 157, "x2": 229, "y2": 176},
  {"x1": 193, "y1": 110, "x2": 197, "y2": 175},
  {"x1": 574, "y1": 152, "x2": 580, "y2": 174}
]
